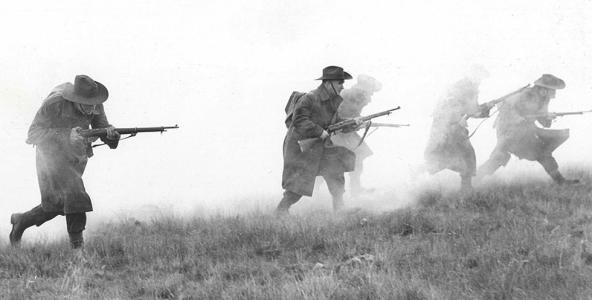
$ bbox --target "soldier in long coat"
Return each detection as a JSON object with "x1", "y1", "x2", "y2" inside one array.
[
  {"x1": 331, "y1": 74, "x2": 382, "y2": 196},
  {"x1": 277, "y1": 66, "x2": 356, "y2": 215},
  {"x1": 477, "y1": 74, "x2": 577, "y2": 184},
  {"x1": 9, "y1": 75, "x2": 120, "y2": 248},
  {"x1": 424, "y1": 66, "x2": 491, "y2": 191}
]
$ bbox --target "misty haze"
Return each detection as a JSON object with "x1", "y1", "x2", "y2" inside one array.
[{"x1": 2, "y1": 0, "x2": 592, "y2": 298}]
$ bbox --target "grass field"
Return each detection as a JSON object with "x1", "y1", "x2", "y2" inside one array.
[{"x1": 2, "y1": 171, "x2": 592, "y2": 299}]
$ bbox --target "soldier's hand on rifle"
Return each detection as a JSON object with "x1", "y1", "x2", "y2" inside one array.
[
  {"x1": 320, "y1": 130, "x2": 330, "y2": 139},
  {"x1": 479, "y1": 103, "x2": 492, "y2": 117},
  {"x1": 105, "y1": 126, "x2": 121, "y2": 140},
  {"x1": 70, "y1": 127, "x2": 85, "y2": 145},
  {"x1": 70, "y1": 127, "x2": 99, "y2": 144},
  {"x1": 354, "y1": 117, "x2": 364, "y2": 126}
]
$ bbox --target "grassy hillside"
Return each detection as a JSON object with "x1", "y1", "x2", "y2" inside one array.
[{"x1": 2, "y1": 172, "x2": 592, "y2": 299}]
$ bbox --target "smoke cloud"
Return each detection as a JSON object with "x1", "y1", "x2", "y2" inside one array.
[{"x1": 1, "y1": 0, "x2": 592, "y2": 242}]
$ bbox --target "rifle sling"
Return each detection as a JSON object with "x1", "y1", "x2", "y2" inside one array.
[
  {"x1": 355, "y1": 120, "x2": 372, "y2": 149},
  {"x1": 91, "y1": 133, "x2": 137, "y2": 148}
]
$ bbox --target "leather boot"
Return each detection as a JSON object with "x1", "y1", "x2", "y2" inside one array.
[
  {"x1": 275, "y1": 191, "x2": 301, "y2": 217},
  {"x1": 9, "y1": 213, "x2": 27, "y2": 246},
  {"x1": 69, "y1": 232, "x2": 84, "y2": 249},
  {"x1": 332, "y1": 195, "x2": 345, "y2": 212},
  {"x1": 549, "y1": 170, "x2": 580, "y2": 185}
]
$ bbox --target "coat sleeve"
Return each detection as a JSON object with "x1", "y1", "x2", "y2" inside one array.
[
  {"x1": 26, "y1": 101, "x2": 70, "y2": 146},
  {"x1": 536, "y1": 98, "x2": 552, "y2": 128},
  {"x1": 292, "y1": 95, "x2": 324, "y2": 138},
  {"x1": 91, "y1": 104, "x2": 119, "y2": 149}
]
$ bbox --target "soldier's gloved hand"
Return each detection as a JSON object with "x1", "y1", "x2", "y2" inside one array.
[
  {"x1": 105, "y1": 126, "x2": 121, "y2": 140},
  {"x1": 320, "y1": 130, "x2": 330, "y2": 139},
  {"x1": 70, "y1": 127, "x2": 85, "y2": 145},
  {"x1": 479, "y1": 103, "x2": 492, "y2": 117}
]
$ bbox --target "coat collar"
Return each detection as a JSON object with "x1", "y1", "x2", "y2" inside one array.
[{"x1": 316, "y1": 83, "x2": 342, "y2": 103}]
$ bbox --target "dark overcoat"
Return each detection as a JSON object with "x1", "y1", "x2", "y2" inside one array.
[
  {"x1": 493, "y1": 87, "x2": 569, "y2": 160},
  {"x1": 282, "y1": 84, "x2": 355, "y2": 196},
  {"x1": 26, "y1": 84, "x2": 118, "y2": 214}
]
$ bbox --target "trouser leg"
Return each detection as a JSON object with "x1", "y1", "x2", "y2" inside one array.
[
  {"x1": 460, "y1": 142, "x2": 476, "y2": 191},
  {"x1": 25, "y1": 205, "x2": 60, "y2": 226},
  {"x1": 460, "y1": 174, "x2": 472, "y2": 192},
  {"x1": 322, "y1": 173, "x2": 345, "y2": 211},
  {"x1": 66, "y1": 213, "x2": 86, "y2": 249},
  {"x1": 349, "y1": 159, "x2": 364, "y2": 195},
  {"x1": 10, "y1": 205, "x2": 59, "y2": 245},
  {"x1": 275, "y1": 190, "x2": 302, "y2": 215},
  {"x1": 536, "y1": 155, "x2": 574, "y2": 184},
  {"x1": 534, "y1": 154, "x2": 579, "y2": 184},
  {"x1": 477, "y1": 149, "x2": 511, "y2": 178}
]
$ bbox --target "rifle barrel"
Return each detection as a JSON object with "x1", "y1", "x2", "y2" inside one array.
[
  {"x1": 115, "y1": 125, "x2": 179, "y2": 134},
  {"x1": 361, "y1": 106, "x2": 400, "y2": 120},
  {"x1": 370, "y1": 123, "x2": 410, "y2": 127},
  {"x1": 487, "y1": 84, "x2": 531, "y2": 106}
]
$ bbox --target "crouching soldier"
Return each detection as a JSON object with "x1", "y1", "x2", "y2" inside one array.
[
  {"x1": 10, "y1": 75, "x2": 120, "y2": 249},
  {"x1": 277, "y1": 66, "x2": 356, "y2": 215}
]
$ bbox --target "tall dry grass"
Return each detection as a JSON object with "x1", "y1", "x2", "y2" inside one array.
[{"x1": 2, "y1": 170, "x2": 592, "y2": 299}]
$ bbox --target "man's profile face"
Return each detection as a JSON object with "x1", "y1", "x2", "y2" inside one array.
[
  {"x1": 539, "y1": 87, "x2": 556, "y2": 99},
  {"x1": 76, "y1": 103, "x2": 98, "y2": 115},
  {"x1": 328, "y1": 80, "x2": 344, "y2": 95}
]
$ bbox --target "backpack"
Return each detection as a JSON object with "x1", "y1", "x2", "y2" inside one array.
[{"x1": 284, "y1": 91, "x2": 306, "y2": 128}]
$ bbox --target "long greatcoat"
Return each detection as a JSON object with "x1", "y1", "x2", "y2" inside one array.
[
  {"x1": 424, "y1": 78, "x2": 489, "y2": 176},
  {"x1": 492, "y1": 87, "x2": 569, "y2": 160},
  {"x1": 282, "y1": 84, "x2": 355, "y2": 196},
  {"x1": 26, "y1": 84, "x2": 118, "y2": 214},
  {"x1": 331, "y1": 87, "x2": 373, "y2": 161}
]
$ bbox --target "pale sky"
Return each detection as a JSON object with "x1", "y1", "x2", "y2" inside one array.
[{"x1": 1, "y1": 0, "x2": 592, "y2": 240}]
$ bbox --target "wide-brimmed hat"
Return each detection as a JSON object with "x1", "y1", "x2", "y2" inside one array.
[
  {"x1": 534, "y1": 74, "x2": 565, "y2": 90},
  {"x1": 315, "y1": 66, "x2": 353, "y2": 81},
  {"x1": 61, "y1": 75, "x2": 109, "y2": 105},
  {"x1": 353, "y1": 74, "x2": 382, "y2": 92}
]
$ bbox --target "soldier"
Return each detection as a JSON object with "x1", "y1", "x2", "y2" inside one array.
[
  {"x1": 331, "y1": 74, "x2": 382, "y2": 196},
  {"x1": 477, "y1": 74, "x2": 577, "y2": 184},
  {"x1": 277, "y1": 66, "x2": 357, "y2": 215},
  {"x1": 424, "y1": 65, "x2": 492, "y2": 191},
  {"x1": 9, "y1": 75, "x2": 120, "y2": 249}
]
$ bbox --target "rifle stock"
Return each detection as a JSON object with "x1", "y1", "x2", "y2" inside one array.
[{"x1": 297, "y1": 138, "x2": 322, "y2": 152}]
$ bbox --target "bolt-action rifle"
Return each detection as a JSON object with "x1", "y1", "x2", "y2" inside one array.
[
  {"x1": 467, "y1": 84, "x2": 532, "y2": 138},
  {"x1": 298, "y1": 107, "x2": 400, "y2": 152},
  {"x1": 79, "y1": 125, "x2": 179, "y2": 147}
]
